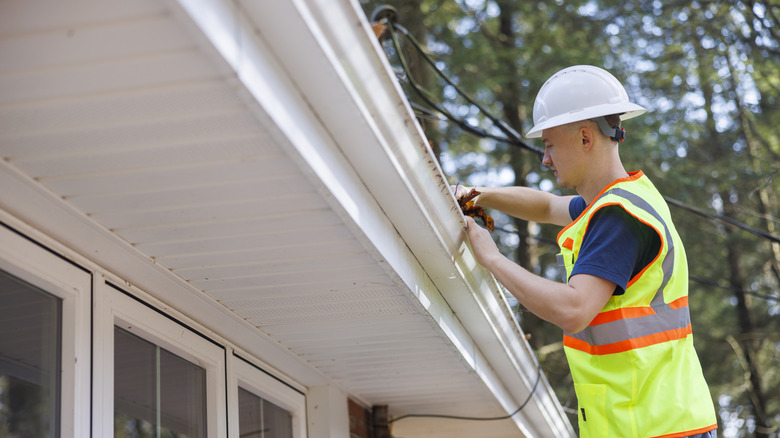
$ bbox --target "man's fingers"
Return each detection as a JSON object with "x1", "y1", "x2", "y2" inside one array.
[
  {"x1": 464, "y1": 215, "x2": 472, "y2": 230},
  {"x1": 451, "y1": 184, "x2": 472, "y2": 199},
  {"x1": 465, "y1": 216, "x2": 481, "y2": 233}
]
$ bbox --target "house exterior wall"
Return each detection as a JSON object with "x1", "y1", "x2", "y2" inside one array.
[
  {"x1": 0, "y1": 206, "x2": 396, "y2": 438},
  {"x1": 0, "y1": 213, "x2": 330, "y2": 438},
  {"x1": 348, "y1": 398, "x2": 373, "y2": 438}
]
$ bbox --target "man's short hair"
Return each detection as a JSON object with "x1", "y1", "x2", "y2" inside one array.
[{"x1": 605, "y1": 114, "x2": 621, "y2": 128}]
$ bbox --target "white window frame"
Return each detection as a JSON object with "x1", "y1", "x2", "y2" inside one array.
[
  {"x1": 228, "y1": 353, "x2": 307, "y2": 438},
  {"x1": 94, "y1": 284, "x2": 227, "y2": 437},
  {"x1": 0, "y1": 223, "x2": 92, "y2": 438}
]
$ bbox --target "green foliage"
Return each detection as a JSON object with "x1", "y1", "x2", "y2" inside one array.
[{"x1": 362, "y1": 0, "x2": 780, "y2": 435}]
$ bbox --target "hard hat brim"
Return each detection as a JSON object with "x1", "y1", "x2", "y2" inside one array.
[{"x1": 525, "y1": 102, "x2": 647, "y2": 138}]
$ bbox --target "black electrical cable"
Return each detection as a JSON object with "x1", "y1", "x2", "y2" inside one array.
[
  {"x1": 390, "y1": 24, "x2": 538, "y2": 153},
  {"x1": 376, "y1": 12, "x2": 547, "y2": 425},
  {"x1": 386, "y1": 22, "x2": 545, "y2": 157},
  {"x1": 664, "y1": 197, "x2": 780, "y2": 244},
  {"x1": 389, "y1": 28, "x2": 523, "y2": 148},
  {"x1": 382, "y1": 15, "x2": 780, "y2": 247},
  {"x1": 374, "y1": 6, "x2": 778, "y2": 421},
  {"x1": 387, "y1": 356, "x2": 544, "y2": 424}
]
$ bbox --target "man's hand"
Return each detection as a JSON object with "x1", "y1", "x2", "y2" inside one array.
[
  {"x1": 453, "y1": 184, "x2": 575, "y2": 227},
  {"x1": 450, "y1": 184, "x2": 473, "y2": 200},
  {"x1": 464, "y1": 216, "x2": 501, "y2": 268}
]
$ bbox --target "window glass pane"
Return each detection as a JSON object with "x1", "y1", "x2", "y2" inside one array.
[
  {"x1": 238, "y1": 387, "x2": 292, "y2": 438},
  {"x1": 262, "y1": 399, "x2": 292, "y2": 438},
  {"x1": 159, "y1": 348, "x2": 206, "y2": 437},
  {"x1": 0, "y1": 270, "x2": 62, "y2": 438},
  {"x1": 114, "y1": 328, "x2": 156, "y2": 437},
  {"x1": 238, "y1": 387, "x2": 263, "y2": 438},
  {"x1": 114, "y1": 327, "x2": 206, "y2": 438}
]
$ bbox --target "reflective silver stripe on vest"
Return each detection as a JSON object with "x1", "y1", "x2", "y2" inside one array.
[
  {"x1": 609, "y1": 188, "x2": 674, "y2": 307},
  {"x1": 565, "y1": 188, "x2": 691, "y2": 346},
  {"x1": 556, "y1": 254, "x2": 568, "y2": 284},
  {"x1": 567, "y1": 302, "x2": 691, "y2": 346}
]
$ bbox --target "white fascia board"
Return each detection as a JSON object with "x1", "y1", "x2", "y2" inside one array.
[{"x1": 173, "y1": 0, "x2": 572, "y2": 436}]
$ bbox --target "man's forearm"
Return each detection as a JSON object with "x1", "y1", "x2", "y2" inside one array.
[
  {"x1": 483, "y1": 253, "x2": 583, "y2": 332},
  {"x1": 474, "y1": 186, "x2": 574, "y2": 226}
]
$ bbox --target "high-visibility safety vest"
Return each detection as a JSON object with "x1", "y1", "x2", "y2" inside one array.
[{"x1": 557, "y1": 171, "x2": 717, "y2": 438}]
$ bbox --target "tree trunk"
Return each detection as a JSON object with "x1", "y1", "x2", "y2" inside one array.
[
  {"x1": 724, "y1": 216, "x2": 771, "y2": 437},
  {"x1": 721, "y1": 45, "x2": 774, "y2": 437},
  {"x1": 494, "y1": 0, "x2": 546, "y2": 348}
]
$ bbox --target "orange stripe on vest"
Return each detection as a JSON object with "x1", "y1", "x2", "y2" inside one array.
[{"x1": 564, "y1": 324, "x2": 693, "y2": 355}]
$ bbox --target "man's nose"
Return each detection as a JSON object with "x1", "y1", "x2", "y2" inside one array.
[{"x1": 542, "y1": 147, "x2": 552, "y2": 167}]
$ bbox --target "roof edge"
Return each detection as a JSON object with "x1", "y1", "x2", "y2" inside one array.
[
  {"x1": 174, "y1": 0, "x2": 574, "y2": 435},
  {"x1": 299, "y1": 1, "x2": 575, "y2": 435}
]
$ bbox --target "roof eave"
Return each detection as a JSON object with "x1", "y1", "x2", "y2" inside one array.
[{"x1": 177, "y1": 0, "x2": 573, "y2": 435}]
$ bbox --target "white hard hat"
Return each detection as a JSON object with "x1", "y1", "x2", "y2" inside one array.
[{"x1": 525, "y1": 65, "x2": 646, "y2": 138}]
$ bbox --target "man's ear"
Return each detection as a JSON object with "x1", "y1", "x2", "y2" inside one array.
[{"x1": 580, "y1": 126, "x2": 595, "y2": 152}]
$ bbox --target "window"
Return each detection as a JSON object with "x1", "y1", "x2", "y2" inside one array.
[
  {"x1": 95, "y1": 286, "x2": 227, "y2": 437},
  {"x1": 0, "y1": 223, "x2": 91, "y2": 438},
  {"x1": 231, "y1": 356, "x2": 305, "y2": 438},
  {"x1": 0, "y1": 223, "x2": 307, "y2": 438},
  {"x1": 0, "y1": 271, "x2": 62, "y2": 438},
  {"x1": 238, "y1": 387, "x2": 292, "y2": 438},
  {"x1": 114, "y1": 327, "x2": 207, "y2": 438}
]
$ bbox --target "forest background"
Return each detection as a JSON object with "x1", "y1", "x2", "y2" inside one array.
[{"x1": 358, "y1": 1, "x2": 780, "y2": 436}]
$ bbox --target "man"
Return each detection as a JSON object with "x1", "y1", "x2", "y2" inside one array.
[{"x1": 459, "y1": 65, "x2": 717, "y2": 437}]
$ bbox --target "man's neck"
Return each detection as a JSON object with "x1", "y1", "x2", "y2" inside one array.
[{"x1": 577, "y1": 153, "x2": 628, "y2": 204}]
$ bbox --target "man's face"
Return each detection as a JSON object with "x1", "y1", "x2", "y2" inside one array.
[{"x1": 541, "y1": 124, "x2": 583, "y2": 190}]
